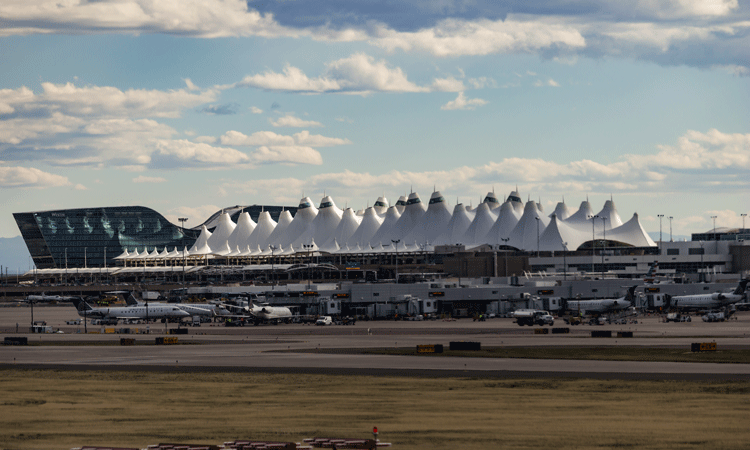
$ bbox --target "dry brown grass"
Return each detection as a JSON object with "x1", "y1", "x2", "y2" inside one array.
[{"x1": 1, "y1": 369, "x2": 749, "y2": 450}]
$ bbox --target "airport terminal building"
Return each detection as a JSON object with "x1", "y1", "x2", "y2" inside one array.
[{"x1": 13, "y1": 190, "x2": 750, "y2": 282}]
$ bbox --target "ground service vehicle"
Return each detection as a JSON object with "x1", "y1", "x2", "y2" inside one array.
[
  {"x1": 511, "y1": 309, "x2": 554, "y2": 326},
  {"x1": 316, "y1": 316, "x2": 333, "y2": 326}
]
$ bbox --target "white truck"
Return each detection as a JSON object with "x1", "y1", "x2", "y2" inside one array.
[
  {"x1": 511, "y1": 309, "x2": 555, "y2": 326},
  {"x1": 315, "y1": 316, "x2": 333, "y2": 326}
]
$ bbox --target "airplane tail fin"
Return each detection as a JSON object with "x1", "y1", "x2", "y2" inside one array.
[
  {"x1": 125, "y1": 293, "x2": 139, "y2": 306},
  {"x1": 625, "y1": 286, "x2": 638, "y2": 302},
  {"x1": 733, "y1": 279, "x2": 749, "y2": 296},
  {"x1": 72, "y1": 297, "x2": 94, "y2": 312}
]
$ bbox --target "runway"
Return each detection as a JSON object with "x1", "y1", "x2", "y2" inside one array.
[{"x1": 2, "y1": 306, "x2": 750, "y2": 380}]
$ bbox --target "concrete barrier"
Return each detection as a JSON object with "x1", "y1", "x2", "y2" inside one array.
[{"x1": 591, "y1": 330, "x2": 612, "y2": 338}]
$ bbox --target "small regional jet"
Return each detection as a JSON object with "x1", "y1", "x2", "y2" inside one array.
[
  {"x1": 669, "y1": 279, "x2": 748, "y2": 311},
  {"x1": 123, "y1": 293, "x2": 229, "y2": 318},
  {"x1": 564, "y1": 286, "x2": 638, "y2": 316},
  {"x1": 71, "y1": 297, "x2": 190, "y2": 323}
]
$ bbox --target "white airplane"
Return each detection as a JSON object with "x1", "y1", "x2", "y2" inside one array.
[
  {"x1": 219, "y1": 300, "x2": 294, "y2": 325},
  {"x1": 248, "y1": 304, "x2": 294, "y2": 324},
  {"x1": 564, "y1": 286, "x2": 637, "y2": 316},
  {"x1": 124, "y1": 294, "x2": 229, "y2": 318},
  {"x1": 669, "y1": 279, "x2": 748, "y2": 311},
  {"x1": 25, "y1": 294, "x2": 80, "y2": 303},
  {"x1": 72, "y1": 298, "x2": 190, "y2": 322}
]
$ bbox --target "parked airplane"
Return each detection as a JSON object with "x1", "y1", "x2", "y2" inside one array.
[
  {"x1": 669, "y1": 279, "x2": 748, "y2": 311},
  {"x1": 123, "y1": 293, "x2": 229, "y2": 318},
  {"x1": 563, "y1": 286, "x2": 638, "y2": 316},
  {"x1": 248, "y1": 304, "x2": 294, "y2": 324},
  {"x1": 25, "y1": 294, "x2": 80, "y2": 303},
  {"x1": 71, "y1": 298, "x2": 190, "y2": 323},
  {"x1": 219, "y1": 301, "x2": 294, "y2": 325}
]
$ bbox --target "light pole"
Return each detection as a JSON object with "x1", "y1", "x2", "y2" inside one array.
[
  {"x1": 669, "y1": 216, "x2": 673, "y2": 242},
  {"x1": 600, "y1": 216, "x2": 606, "y2": 278},
  {"x1": 590, "y1": 215, "x2": 598, "y2": 274},
  {"x1": 178, "y1": 218, "x2": 188, "y2": 286},
  {"x1": 711, "y1": 215, "x2": 718, "y2": 253},
  {"x1": 657, "y1": 214, "x2": 664, "y2": 253},
  {"x1": 269, "y1": 245, "x2": 278, "y2": 285},
  {"x1": 500, "y1": 237, "x2": 510, "y2": 277},
  {"x1": 391, "y1": 239, "x2": 400, "y2": 283},
  {"x1": 303, "y1": 243, "x2": 314, "y2": 287},
  {"x1": 562, "y1": 241, "x2": 568, "y2": 281}
]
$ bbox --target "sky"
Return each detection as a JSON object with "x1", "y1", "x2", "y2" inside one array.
[{"x1": 0, "y1": 0, "x2": 749, "y2": 240}]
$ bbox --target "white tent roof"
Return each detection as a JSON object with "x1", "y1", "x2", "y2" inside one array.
[
  {"x1": 482, "y1": 191, "x2": 501, "y2": 210},
  {"x1": 393, "y1": 195, "x2": 407, "y2": 214},
  {"x1": 485, "y1": 200, "x2": 522, "y2": 245},
  {"x1": 388, "y1": 191, "x2": 427, "y2": 242},
  {"x1": 462, "y1": 202, "x2": 498, "y2": 246},
  {"x1": 251, "y1": 210, "x2": 281, "y2": 249},
  {"x1": 594, "y1": 199, "x2": 623, "y2": 229},
  {"x1": 348, "y1": 206, "x2": 383, "y2": 247},
  {"x1": 373, "y1": 196, "x2": 389, "y2": 215},
  {"x1": 508, "y1": 200, "x2": 550, "y2": 251},
  {"x1": 328, "y1": 207, "x2": 361, "y2": 249},
  {"x1": 188, "y1": 225, "x2": 213, "y2": 255},
  {"x1": 279, "y1": 197, "x2": 317, "y2": 248},
  {"x1": 368, "y1": 205, "x2": 402, "y2": 246},
  {"x1": 206, "y1": 212, "x2": 236, "y2": 251},
  {"x1": 606, "y1": 213, "x2": 656, "y2": 247},
  {"x1": 435, "y1": 203, "x2": 474, "y2": 246},
  {"x1": 311, "y1": 195, "x2": 343, "y2": 247},
  {"x1": 403, "y1": 191, "x2": 452, "y2": 246},
  {"x1": 550, "y1": 200, "x2": 573, "y2": 221},
  {"x1": 566, "y1": 199, "x2": 594, "y2": 224},
  {"x1": 227, "y1": 211, "x2": 256, "y2": 250}
]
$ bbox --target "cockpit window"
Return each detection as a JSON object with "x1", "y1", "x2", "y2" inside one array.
[
  {"x1": 428, "y1": 196, "x2": 445, "y2": 204},
  {"x1": 319, "y1": 201, "x2": 333, "y2": 208},
  {"x1": 406, "y1": 197, "x2": 422, "y2": 205}
]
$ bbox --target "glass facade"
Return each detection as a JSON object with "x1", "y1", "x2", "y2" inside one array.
[
  {"x1": 14, "y1": 205, "x2": 297, "y2": 269},
  {"x1": 14, "y1": 206, "x2": 199, "y2": 269}
]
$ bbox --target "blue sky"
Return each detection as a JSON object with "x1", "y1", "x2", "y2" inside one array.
[{"x1": 0, "y1": 0, "x2": 749, "y2": 239}]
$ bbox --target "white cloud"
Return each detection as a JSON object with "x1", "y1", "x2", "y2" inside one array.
[
  {"x1": 150, "y1": 140, "x2": 249, "y2": 168},
  {"x1": 250, "y1": 106, "x2": 264, "y2": 114},
  {"x1": 293, "y1": 130, "x2": 352, "y2": 147},
  {"x1": 0, "y1": 165, "x2": 70, "y2": 188},
  {"x1": 250, "y1": 145, "x2": 323, "y2": 165},
  {"x1": 534, "y1": 78, "x2": 560, "y2": 87},
  {"x1": 0, "y1": 0, "x2": 298, "y2": 38},
  {"x1": 373, "y1": 17, "x2": 586, "y2": 57},
  {"x1": 235, "y1": 53, "x2": 427, "y2": 94},
  {"x1": 133, "y1": 175, "x2": 167, "y2": 183},
  {"x1": 431, "y1": 77, "x2": 465, "y2": 92},
  {"x1": 220, "y1": 130, "x2": 295, "y2": 146},
  {"x1": 441, "y1": 92, "x2": 488, "y2": 110},
  {"x1": 270, "y1": 115, "x2": 324, "y2": 128}
]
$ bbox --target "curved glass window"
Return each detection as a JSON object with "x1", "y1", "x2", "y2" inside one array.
[
  {"x1": 395, "y1": 199, "x2": 407, "y2": 206},
  {"x1": 406, "y1": 197, "x2": 422, "y2": 205},
  {"x1": 298, "y1": 201, "x2": 312, "y2": 209},
  {"x1": 483, "y1": 195, "x2": 499, "y2": 204},
  {"x1": 428, "y1": 196, "x2": 445, "y2": 204},
  {"x1": 374, "y1": 201, "x2": 387, "y2": 207},
  {"x1": 319, "y1": 201, "x2": 333, "y2": 208}
]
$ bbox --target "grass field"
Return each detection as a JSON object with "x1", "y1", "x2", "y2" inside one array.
[{"x1": 1, "y1": 369, "x2": 749, "y2": 450}]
